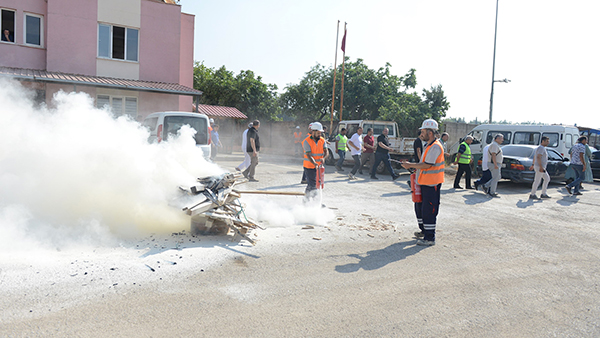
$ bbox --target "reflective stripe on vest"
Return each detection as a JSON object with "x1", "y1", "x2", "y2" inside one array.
[
  {"x1": 457, "y1": 141, "x2": 472, "y2": 164},
  {"x1": 294, "y1": 132, "x2": 302, "y2": 143},
  {"x1": 303, "y1": 136, "x2": 326, "y2": 169},
  {"x1": 418, "y1": 139, "x2": 445, "y2": 185},
  {"x1": 336, "y1": 134, "x2": 348, "y2": 151}
]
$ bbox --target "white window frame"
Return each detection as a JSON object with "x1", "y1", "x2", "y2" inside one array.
[
  {"x1": 23, "y1": 12, "x2": 43, "y2": 47},
  {"x1": 1, "y1": 8, "x2": 16, "y2": 44},
  {"x1": 97, "y1": 23, "x2": 139, "y2": 63},
  {"x1": 97, "y1": 95, "x2": 138, "y2": 118}
]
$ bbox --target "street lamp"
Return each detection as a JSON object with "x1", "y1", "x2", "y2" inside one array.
[{"x1": 488, "y1": 0, "x2": 510, "y2": 124}]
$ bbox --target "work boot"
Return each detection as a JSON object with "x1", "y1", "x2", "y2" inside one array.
[
  {"x1": 474, "y1": 181, "x2": 480, "y2": 191},
  {"x1": 540, "y1": 194, "x2": 551, "y2": 199},
  {"x1": 414, "y1": 231, "x2": 424, "y2": 239},
  {"x1": 529, "y1": 194, "x2": 539, "y2": 200},
  {"x1": 416, "y1": 239, "x2": 435, "y2": 246}
]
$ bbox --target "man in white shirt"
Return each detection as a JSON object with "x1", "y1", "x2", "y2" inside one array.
[
  {"x1": 235, "y1": 123, "x2": 253, "y2": 172},
  {"x1": 347, "y1": 127, "x2": 365, "y2": 180},
  {"x1": 474, "y1": 144, "x2": 492, "y2": 193},
  {"x1": 529, "y1": 136, "x2": 551, "y2": 199},
  {"x1": 486, "y1": 134, "x2": 504, "y2": 197}
]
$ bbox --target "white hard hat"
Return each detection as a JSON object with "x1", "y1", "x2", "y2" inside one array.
[
  {"x1": 248, "y1": 122, "x2": 253, "y2": 128},
  {"x1": 419, "y1": 118, "x2": 439, "y2": 130},
  {"x1": 310, "y1": 122, "x2": 324, "y2": 132},
  {"x1": 209, "y1": 118, "x2": 214, "y2": 123},
  {"x1": 296, "y1": 126, "x2": 300, "y2": 129}
]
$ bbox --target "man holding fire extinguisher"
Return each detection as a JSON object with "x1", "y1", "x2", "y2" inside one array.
[
  {"x1": 302, "y1": 122, "x2": 329, "y2": 201},
  {"x1": 401, "y1": 119, "x2": 445, "y2": 246}
]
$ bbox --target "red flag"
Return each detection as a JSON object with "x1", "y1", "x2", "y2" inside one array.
[{"x1": 341, "y1": 28, "x2": 347, "y2": 53}]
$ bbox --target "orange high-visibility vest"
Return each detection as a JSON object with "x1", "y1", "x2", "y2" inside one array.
[
  {"x1": 294, "y1": 131, "x2": 302, "y2": 143},
  {"x1": 417, "y1": 139, "x2": 445, "y2": 186},
  {"x1": 303, "y1": 136, "x2": 326, "y2": 169}
]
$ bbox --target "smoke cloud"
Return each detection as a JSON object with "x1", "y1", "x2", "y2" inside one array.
[{"x1": 0, "y1": 79, "x2": 221, "y2": 251}]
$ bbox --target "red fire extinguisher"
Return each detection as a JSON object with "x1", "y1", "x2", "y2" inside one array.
[
  {"x1": 410, "y1": 172, "x2": 422, "y2": 203},
  {"x1": 316, "y1": 164, "x2": 325, "y2": 190}
]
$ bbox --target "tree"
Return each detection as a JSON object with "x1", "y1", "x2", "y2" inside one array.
[
  {"x1": 193, "y1": 62, "x2": 280, "y2": 121},
  {"x1": 279, "y1": 58, "x2": 449, "y2": 136}
]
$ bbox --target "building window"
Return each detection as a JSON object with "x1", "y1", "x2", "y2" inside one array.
[
  {"x1": 1, "y1": 9, "x2": 15, "y2": 43},
  {"x1": 24, "y1": 13, "x2": 43, "y2": 46},
  {"x1": 97, "y1": 95, "x2": 138, "y2": 118},
  {"x1": 97, "y1": 23, "x2": 139, "y2": 62}
]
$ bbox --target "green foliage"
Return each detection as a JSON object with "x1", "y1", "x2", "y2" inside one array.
[
  {"x1": 280, "y1": 58, "x2": 449, "y2": 136},
  {"x1": 193, "y1": 62, "x2": 281, "y2": 121}
]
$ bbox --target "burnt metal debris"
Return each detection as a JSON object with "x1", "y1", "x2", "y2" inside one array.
[{"x1": 179, "y1": 172, "x2": 262, "y2": 245}]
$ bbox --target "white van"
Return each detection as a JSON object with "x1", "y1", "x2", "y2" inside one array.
[
  {"x1": 450, "y1": 124, "x2": 579, "y2": 158},
  {"x1": 143, "y1": 111, "x2": 211, "y2": 158}
]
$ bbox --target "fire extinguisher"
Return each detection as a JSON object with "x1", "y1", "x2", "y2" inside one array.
[
  {"x1": 316, "y1": 164, "x2": 325, "y2": 190},
  {"x1": 410, "y1": 170, "x2": 422, "y2": 203}
]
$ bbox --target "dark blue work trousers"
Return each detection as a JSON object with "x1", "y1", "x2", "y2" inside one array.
[
  {"x1": 371, "y1": 152, "x2": 395, "y2": 178},
  {"x1": 304, "y1": 167, "x2": 317, "y2": 194},
  {"x1": 475, "y1": 169, "x2": 492, "y2": 187},
  {"x1": 414, "y1": 183, "x2": 441, "y2": 242}
]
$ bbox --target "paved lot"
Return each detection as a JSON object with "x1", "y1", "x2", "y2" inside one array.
[{"x1": 2, "y1": 152, "x2": 600, "y2": 337}]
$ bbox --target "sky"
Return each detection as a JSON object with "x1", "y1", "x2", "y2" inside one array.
[{"x1": 179, "y1": 0, "x2": 600, "y2": 128}]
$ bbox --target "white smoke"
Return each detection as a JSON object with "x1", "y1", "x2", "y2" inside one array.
[{"x1": 0, "y1": 79, "x2": 221, "y2": 251}]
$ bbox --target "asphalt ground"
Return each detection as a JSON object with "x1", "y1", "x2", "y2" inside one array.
[{"x1": 2, "y1": 152, "x2": 600, "y2": 337}]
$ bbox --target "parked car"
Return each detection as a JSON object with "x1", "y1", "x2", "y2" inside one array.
[
  {"x1": 142, "y1": 111, "x2": 211, "y2": 159},
  {"x1": 591, "y1": 150, "x2": 600, "y2": 179},
  {"x1": 476, "y1": 144, "x2": 570, "y2": 184}
]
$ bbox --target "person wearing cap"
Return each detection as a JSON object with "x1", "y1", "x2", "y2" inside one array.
[
  {"x1": 303, "y1": 122, "x2": 329, "y2": 199},
  {"x1": 293, "y1": 126, "x2": 303, "y2": 155},
  {"x1": 208, "y1": 118, "x2": 214, "y2": 134},
  {"x1": 235, "y1": 122, "x2": 254, "y2": 172},
  {"x1": 401, "y1": 118, "x2": 445, "y2": 246}
]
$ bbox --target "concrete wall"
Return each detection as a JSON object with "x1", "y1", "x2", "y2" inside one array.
[
  {"x1": 47, "y1": 0, "x2": 96, "y2": 75},
  {"x1": 139, "y1": 0, "x2": 180, "y2": 84},
  {"x1": 178, "y1": 12, "x2": 194, "y2": 111},
  {"x1": 443, "y1": 121, "x2": 480, "y2": 146}
]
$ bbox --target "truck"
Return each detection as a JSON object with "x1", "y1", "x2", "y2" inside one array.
[{"x1": 325, "y1": 120, "x2": 417, "y2": 173}]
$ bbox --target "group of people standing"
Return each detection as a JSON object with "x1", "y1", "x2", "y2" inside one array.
[
  {"x1": 334, "y1": 126, "x2": 399, "y2": 181},
  {"x1": 451, "y1": 132, "x2": 594, "y2": 199}
]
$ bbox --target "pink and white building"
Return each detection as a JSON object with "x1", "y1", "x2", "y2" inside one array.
[{"x1": 0, "y1": 0, "x2": 200, "y2": 120}]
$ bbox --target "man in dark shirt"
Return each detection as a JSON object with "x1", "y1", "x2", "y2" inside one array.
[
  {"x1": 243, "y1": 120, "x2": 260, "y2": 182},
  {"x1": 413, "y1": 130, "x2": 423, "y2": 162},
  {"x1": 370, "y1": 127, "x2": 399, "y2": 180}
]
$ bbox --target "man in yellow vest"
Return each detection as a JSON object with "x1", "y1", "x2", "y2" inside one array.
[
  {"x1": 334, "y1": 128, "x2": 348, "y2": 171},
  {"x1": 452, "y1": 135, "x2": 474, "y2": 189},
  {"x1": 303, "y1": 122, "x2": 329, "y2": 199},
  {"x1": 401, "y1": 119, "x2": 445, "y2": 246}
]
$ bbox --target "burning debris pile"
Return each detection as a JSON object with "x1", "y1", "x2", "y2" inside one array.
[{"x1": 179, "y1": 172, "x2": 262, "y2": 245}]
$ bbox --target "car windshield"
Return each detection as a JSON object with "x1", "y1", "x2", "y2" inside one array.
[
  {"x1": 501, "y1": 146, "x2": 534, "y2": 158},
  {"x1": 164, "y1": 116, "x2": 208, "y2": 145}
]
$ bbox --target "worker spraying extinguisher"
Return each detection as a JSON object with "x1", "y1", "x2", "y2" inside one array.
[{"x1": 302, "y1": 122, "x2": 329, "y2": 203}]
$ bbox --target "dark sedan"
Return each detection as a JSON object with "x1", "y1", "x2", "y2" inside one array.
[
  {"x1": 592, "y1": 151, "x2": 600, "y2": 179},
  {"x1": 499, "y1": 145, "x2": 570, "y2": 183}
]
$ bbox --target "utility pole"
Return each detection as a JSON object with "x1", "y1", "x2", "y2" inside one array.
[{"x1": 489, "y1": 0, "x2": 499, "y2": 124}]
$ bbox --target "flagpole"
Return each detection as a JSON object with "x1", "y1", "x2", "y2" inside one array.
[
  {"x1": 329, "y1": 20, "x2": 340, "y2": 134},
  {"x1": 339, "y1": 22, "x2": 347, "y2": 122}
]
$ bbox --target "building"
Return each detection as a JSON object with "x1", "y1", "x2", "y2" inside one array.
[{"x1": 0, "y1": 0, "x2": 201, "y2": 120}]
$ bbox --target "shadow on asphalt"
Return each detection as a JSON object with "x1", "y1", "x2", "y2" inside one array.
[
  {"x1": 556, "y1": 195, "x2": 580, "y2": 206},
  {"x1": 334, "y1": 241, "x2": 426, "y2": 273},
  {"x1": 462, "y1": 193, "x2": 493, "y2": 205},
  {"x1": 516, "y1": 198, "x2": 543, "y2": 208}
]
